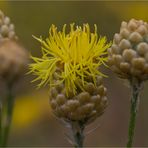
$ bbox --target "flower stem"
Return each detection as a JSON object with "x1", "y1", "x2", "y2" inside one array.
[
  {"x1": 127, "y1": 79, "x2": 142, "y2": 148},
  {"x1": 70, "y1": 121, "x2": 85, "y2": 148},
  {"x1": 1, "y1": 83, "x2": 14, "y2": 147}
]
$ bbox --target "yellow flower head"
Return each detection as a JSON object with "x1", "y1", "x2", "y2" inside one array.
[{"x1": 29, "y1": 23, "x2": 111, "y2": 95}]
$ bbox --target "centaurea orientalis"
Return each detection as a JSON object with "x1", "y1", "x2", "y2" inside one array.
[{"x1": 30, "y1": 23, "x2": 111, "y2": 147}]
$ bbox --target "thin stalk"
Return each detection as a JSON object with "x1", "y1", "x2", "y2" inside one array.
[
  {"x1": 70, "y1": 121, "x2": 85, "y2": 148},
  {"x1": 127, "y1": 80, "x2": 142, "y2": 148},
  {"x1": 1, "y1": 83, "x2": 14, "y2": 147}
]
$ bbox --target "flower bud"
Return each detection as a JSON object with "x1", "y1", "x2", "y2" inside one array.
[
  {"x1": 1, "y1": 25, "x2": 9, "y2": 37},
  {"x1": 121, "y1": 21, "x2": 127, "y2": 29},
  {"x1": 50, "y1": 100, "x2": 57, "y2": 110},
  {"x1": 9, "y1": 24, "x2": 15, "y2": 31},
  {"x1": 120, "y1": 28, "x2": 130, "y2": 38},
  {"x1": 50, "y1": 87, "x2": 58, "y2": 98},
  {"x1": 131, "y1": 58, "x2": 145, "y2": 70},
  {"x1": 96, "y1": 85, "x2": 105, "y2": 96},
  {"x1": 137, "y1": 42, "x2": 148, "y2": 55},
  {"x1": 77, "y1": 92, "x2": 90, "y2": 104},
  {"x1": 122, "y1": 49, "x2": 137, "y2": 62},
  {"x1": 137, "y1": 25, "x2": 147, "y2": 35},
  {"x1": 60, "y1": 104, "x2": 70, "y2": 115},
  {"x1": 120, "y1": 62, "x2": 130, "y2": 73},
  {"x1": 4, "y1": 16, "x2": 10, "y2": 25},
  {"x1": 66, "y1": 100, "x2": 80, "y2": 111},
  {"x1": 114, "y1": 33, "x2": 122, "y2": 44},
  {"x1": 108, "y1": 19, "x2": 148, "y2": 81},
  {"x1": 0, "y1": 10, "x2": 17, "y2": 40},
  {"x1": 78, "y1": 103, "x2": 94, "y2": 115},
  {"x1": 84, "y1": 82, "x2": 95, "y2": 95},
  {"x1": 119, "y1": 39, "x2": 131, "y2": 49},
  {"x1": 56, "y1": 94, "x2": 66, "y2": 105},
  {"x1": 111, "y1": 44, "x2": 120, "y2": 54},
  {"x1": 91, "y1": 95, "x2": 101, "y2": 104},
  {"x1": 129, "y1": 32, "x2": 143, "y2": 43},
  {"x1": 113, "y1": 55, "x2": 123, "y2": 67},
  {"x1": 128, "y1": 19, "x2": 138, "y2": 31}
]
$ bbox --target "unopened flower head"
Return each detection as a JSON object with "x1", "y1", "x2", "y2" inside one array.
[
  {"x1": 108, "y1": 19, "x2": 148, "y2": 81},
  {"x1": 30, "y1": 23, "x2": 111, "y2": 95}
]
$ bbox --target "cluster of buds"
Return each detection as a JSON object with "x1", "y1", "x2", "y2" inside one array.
[
  {"x1": 50, "y1": 76, "x2": 107, "y2": 124},
  {"x1": 0, "y1": 10, "x2": 17, "y2": 40},
  {"x1": 108, "y1": 19, "x2": 148, "y2": 81}
]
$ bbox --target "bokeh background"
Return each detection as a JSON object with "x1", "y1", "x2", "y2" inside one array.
[{"x1": 0, "y1": 1, "x2": 148, "y2": 147}]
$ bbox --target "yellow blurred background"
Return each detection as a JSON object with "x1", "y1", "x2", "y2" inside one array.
[{"x1": 0, "y1": 1, "x2": 148, "y2": 147}]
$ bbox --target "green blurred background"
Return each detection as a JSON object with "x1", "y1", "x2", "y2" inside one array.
[{"x1": 0, "y1": 1, "x2": 148, "y2": 147}]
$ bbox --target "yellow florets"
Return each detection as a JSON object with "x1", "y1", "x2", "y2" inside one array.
[{"x1": 29, "y1": 23, "x2": 111, "y2": 95}]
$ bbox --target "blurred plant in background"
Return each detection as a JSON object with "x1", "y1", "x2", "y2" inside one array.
[
  {"x1": 29, "y1": 24, "x2": 111, "y2": 147},
  {"x1": 0, "y1": 10, "x2": 28, "y2": 146}
]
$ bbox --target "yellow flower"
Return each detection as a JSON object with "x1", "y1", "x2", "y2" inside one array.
[{"x1": 29, "y1": 23, "x2": 111, "y2": 95}]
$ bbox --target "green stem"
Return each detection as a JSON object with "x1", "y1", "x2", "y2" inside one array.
[
  {"x1": 1, "y1": 83, "x2": 14, "y2": 147},
  {"x1": 127, "y1": 80, "x2": 142, "y2": 148},
  {"x1": 70, "y1": 121, "x2": 85, "y2": 148}
]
